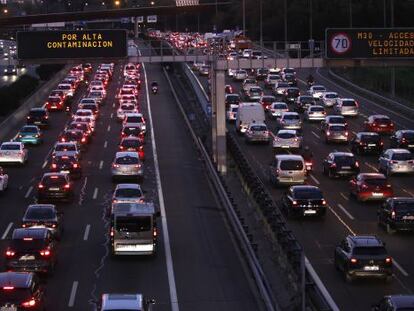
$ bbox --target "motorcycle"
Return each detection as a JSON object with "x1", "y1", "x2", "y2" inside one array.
[
  {"x1": 152, "y1": 86, "x2": 158, "y2": 94},
  {"x1": 305, "y1": 161, "x2": 313, "y2": 174},
  {"x1": 307, "y1": 80, "x2": 315, "y2": 88}
]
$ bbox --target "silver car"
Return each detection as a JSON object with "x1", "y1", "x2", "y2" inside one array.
[
  {"x1": 0, "y1": 142, "x2": 28, "y2": 164},
  {"x1": 379, "y1": 149, "x2": 414, "y2": 176},
  {"x1": 269, "y1": 154, "x2": 306, "y2": 186},
  {"x1": 246, "y1": 86, "x2": 263, "y2": 101},
  {"x1": 123, "y1": 113, "x2": 146, "y2": 133},
  {"x1": 273, "y1": 130, "x2": 302, "y2": 150},
  {"x1": 111, "y1": 152, "x2": 143, "y2": 181},
  {"x1": 112, "y1": 184, "x2": 144, "y2": 204},
  {"x1": 245, "y1": 123, "x2": 270, "y2": 144},
  {"x1": 276, "y1": 112, "x2": 302, "y2": 131},
  {"x1": 226, "y1": 104, "x2": 238, "y2": 122},
  {"x1": 304, "y1": 105, "x2": 326, "y2": 121},
  {"x1": 100, "y1": 293, "x2": 155, "y2": 311},
  {"x1": 273, "y1": 81, "x2": 289, "y2": 95},
  {"x1": 308, "y1": 85, "x2": 326, "y2": 99},
  {"x1": 52, "y1": 142, "x2": 81, "y2": 159},
  {"x1": 233, "y1": 69, "x2": 248, "y2": 81},
  {"x1": 117, "y1": 103, "x2": 138, "y2": 121},
  {"x1": 334, "y1": 98, "x2": 359, "y2": 116},
  {"x1": 324, "y1": 124, "x2": 349, "y2": 143},
  {"x1": 268, "y1": 102, "x2": 289, "y2": 119},
  {"x1": 321, "y1": 92, "x2": 339, "y2": 107}
]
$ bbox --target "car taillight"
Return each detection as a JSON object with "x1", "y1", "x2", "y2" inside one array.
[
  {"x1": 153, "y1": 228, "x2": 157, "y2": 237},
  {"x1": 331, "y1": 163, "x2": 336, "y2": 168},
  {"x1": 52, "y1": 164, "x2": 57, "y2": 169},
  {"x1": 372, "y1": 123, "x2": 377, "y2": 127},
  {"x1": 350, "y1": 258, "x2": 358, "y2": 264},
  {"x1": 113, "y1": 164, "x2": 120, "y2": 168},
  {"x1": 292, "y1": 200, "x2": 298, "y2": 205},
  {"x1": 326, "y1": 131, "x2": 330, "y2": 136},
  {"x1": 139, "y1": 146, "x2": 144, "y2": 151},
  {"x1": 3, "y1": 286, "x2": 14, "y2": 290},
  {"x1": 391, "y1": 210, "x2": 396, "y2": 219},
  {"x1": 40, "y1": 249, "x2": 51, "y2": 256},
  {"x1": 21, "y1": 298, "x2": 36, "y2": 307},
  {"x1": 27, "y1": 116, "x2": 31, "y2": 119},
  {"x1": 385, "y1": 257, "x2": 392, "y2": 264},
  {"x1": 38, "y1": 184, "x2": 44, "y2": 189},
  {"x1": 355, "y1": 161, "x2": 359, "y2": 167},
  {"x1": 81, "y1": 137, "x2": 86, "y2": 143},
  {"x1": 73, "y1": 163, "x2": 79, "y2": 168},
  {"x1": 134, "y1": 164, "x2": 141, "y2": 168},
  {"x1": 322, "y1": 199, "x2": 326, "y2": 205},
  {"x1": 64, "y1": 184, "x2": 70, "y2": 189},
  {"x1": 110, "y1": 228, "x2": 114, "y2": 237},
  {"x1": 386, "y1": 184, "x2": 392, "y2": 188},
  {"x1": 345, "y1": 131, "x2": 349, "y2": 136},
  {"x1": 6, "y1": 250, "x2": 15, "y2": 257}
]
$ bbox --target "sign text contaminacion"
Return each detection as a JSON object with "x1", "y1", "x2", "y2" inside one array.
[{"x1": 46, "y1": 33, "x2": 113, "y2": 49}]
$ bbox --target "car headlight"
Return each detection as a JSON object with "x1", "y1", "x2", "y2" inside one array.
[{"x1": 3, "y1": 69, "x2": 6, "y2": 72}]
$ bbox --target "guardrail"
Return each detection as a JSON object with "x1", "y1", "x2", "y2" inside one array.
[{"x1": 0, "y1": 65, "x2": 71, "y2": 141}]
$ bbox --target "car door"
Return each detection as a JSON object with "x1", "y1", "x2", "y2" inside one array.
[{"x1": 379, "y1": 152, "x2": 390, "y2": 170}]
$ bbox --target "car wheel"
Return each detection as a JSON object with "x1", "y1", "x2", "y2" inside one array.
[
  {"x1": 328, "y1": 169, "x2": 335, "y2": 179},
  {"x1": 386, "y1": 223, "x2": 396, "y2": 234}
]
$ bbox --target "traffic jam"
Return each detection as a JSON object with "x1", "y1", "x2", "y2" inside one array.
[
  {"x1": 178, "y1": 32, "x2": 414, "y2": 288},
  {"x1": 0, "y1": 61, "x2": 158, "y2": 310}
]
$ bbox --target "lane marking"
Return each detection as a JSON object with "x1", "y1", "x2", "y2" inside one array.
[
  {"x1": 142, "y1": 56, "x2": 180, "y2": 311},
  {"x1": 309, "y1": 174, "x2": 320, "y2": 185},
  {"x1": 394, "y1": 260, "x2": 409, "y2": 277},
  {"x1": 83, "y1": 224, "x2": 91, "y2": 241},
  {"x1": 340, "y1": 192, "x2": 349, "y2": 201},
  {"x1": 327, "y1": 205, "x2": 357, "y2": 236},
  {"x1": 110, "y1": 113, "x2": 113, "y2": 119},
  {"x1": 364, "y1": 162, "x2": 379, "y2": 172},
  {"x1": 311, "y1": 131, "x2": 320, "y2": 139},
  {"x1": 99, "y1": 160, "x2": 104, "y2": 170},
  {"x1": 42, "y1": 160, "x2": 48, "y2": 169},
  {"x1": 92, "y1": 187, "x2": 99, "y2": 200},
  {"x1": 107, "y1": 125, "x2": 111, "y2": 132},
  {"x1": 402, "y1": 189, "x2": 414, "y2": 197},
  {"x1": 1, "y1": 222, "x2": 13, "y2": 240},
  {"x1": 24, "y1": 186, "x2": 33, "y2": 199},
  {"x1": 68, "y1": 281, "x2": 79, "y2": 307},
  {"x1": 112, "y1": 103, "x2": 115, "y2": 108},
  {"x1": 338, "y1": 203, "x2": 354, "y2": 220},
  {"x1": 104, "y1": 141, "x2": 108, "y2": 148}
]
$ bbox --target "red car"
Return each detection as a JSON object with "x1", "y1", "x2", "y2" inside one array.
[
  {"x1": 225, "y1": 84, "x2": 233, "y2": 94},
  {"x1": 260, "y1": 95, "x2": 276, "y2": 111},
  {"x1": 364, "y1": 115, "x2": 395, "y2": 135},
  {"x1": 45, "y1": 96, "x2": 64, "y2": 111},
  {"x1": 119, "y1": 137, "x2": 145, "y2": 160},
  {"x1": 349, "y1": 173, "x2": 393, "y2": 202}
]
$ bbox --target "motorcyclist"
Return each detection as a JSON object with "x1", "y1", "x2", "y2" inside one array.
[
  {"x1": 307, "y1": 74, "x2": 314, "y2": 85},
  {"x1": 151, "y1": 81, "x2": 158, "y2": 88},
  {"x1": 301, "y1": 146, "x2": 313, "y2": 162}
]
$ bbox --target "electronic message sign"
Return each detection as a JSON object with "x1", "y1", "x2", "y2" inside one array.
[
  {"x1": 17, "y1": 30, "x2": 127, "y2": 60},
  {"x1": 326, "y1": 28, "x2": 414, "y2": 59}
]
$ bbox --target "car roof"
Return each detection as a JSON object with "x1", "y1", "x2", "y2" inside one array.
[
  {"x1": 290, "y1": 185, "x2": 320, "y2": 191},
  {"x1": 277, "y1": 129, "x2": 297, "y2": 135},
  {"x1": 357, "y1": 132, "x2": 379, "y2": 136},
  {"x1": 358, "y1": 173, "x2": 385, "y2": 179},
  {"x1": 112, "y1": 202, "x2": 155, "y2": 216},
  {"x1": 30, "y1": 107, "x2": 47, "y2": 112},
  {"x1": 12, "y1": 228, "x2": 48, "y2": 239},
  {"x1": 330, "y1": 152, "x2": 354, "y2": 157},
  {"x1": 275, "y1": 154, "x2": 303, "y2": 160},
  {"x1": 338, "y1": 98, "x2": 355, "y2": 101},
  {"x1": 386, "y1": 148, "x2": 411, "y2": 154},
  {"x1": 282, "y1": 112, "x2": 299, "y2": 116},
  {"x1": 0, "y1": 272, "x2": 33, "y2": 288},
  {"x1": 115, "y1": 184, "x2": 142, "y2": 190},
  {"x1": 249, "y1": 123, "x2": 266, "y2": 127},
  {"x1": 370, "y1": 114, "x2": 389, "y2": 119},
  {"x1": 388, "y1": 197, "x2": 414, "y2": 203},
  {"x1": 42, "y1": 172, "x2": 67, "y2": 178},
  {"x1": 115, "y1": 152, "x2": 139, "y2": 158},
  {"x1": 348, "y1": 235, "x2": 383, "y2": 246},
  {"x1": 1, "y1": 142, "x2": 22, "y2": 146}
]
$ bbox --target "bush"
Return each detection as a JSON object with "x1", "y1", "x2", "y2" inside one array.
[
  {"x1": 35, "y1": 64, "x2": 65, "y2": 81},
  {"x1": 0, "y1": 74, "x2": 39, "y2": 116}
]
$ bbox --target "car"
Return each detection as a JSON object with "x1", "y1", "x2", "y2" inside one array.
[
  {"x1": 77, "y1": 102, "x2": 99, "y2": 117},
  {"x1": 283, "y1": 87, "x2": 300, "y2": 103},
  {"x1": 233, "y1": 69, "x2": 248, "y2": 81},
  {"x1": 268, "y1": 102, "x2": 289, "y2": 119},
  {"x1": 323, "y1": 124, "x2": 349, "y2": 144},
  {"x1": 281, "y1": 185, "x2": 326, "y2": 218},
  {"x1": 50, "y1": 155, "x2": 82, "y2": 179},
  {"x1": 372, "y1": 295, "x2": 414, "y2": 311},
  {"x1": 73, "y1": 109, "x2": 96, "y2": 122},
  {"x1": 255, "y1": 68, "x2": 269, "y2": 80},
  {"x1": 0, "y1": 272, "x2": 46, "y2": 310},
  {"x1": 320, "y1": 115, "x2": 347, "y2": 133},
  {"x1": 334, "y1": 98, "x2": 359, "y2": 116},
  {"x1": 321, "y1": 92, "x2": 339, "y2": 107},
  {"x1": 123, "y1": 113, "x2": 146, "y2": 134},
  {"x1": 224, "y1": 84, "x2": 233, "y2": 94},
  {"x1": 322, "y1": 152, "x2": 360, "y2": 178},
  {"x1": 294, "y1": 95, "x2": 316, "y2": 113},
  {"x1": 241, "y1": 49, "x2": 253, "y2": 58},
  {"x1": 283, "y1": 73, "x2": 297, "y2": 86},
  {"x1": 281, "y1": 67, "x2": 296, "y2": 78},
  {"x1": 83, "y1": 63, "x2": 92, "y2": 73},
  {"x1": 124, "y1": 63, "x2": 137, "y2": 77},
  {"x1": 59, "y1": 129, "x2": 88, "y2": 150},
  {"x1": 37, "y1": 173, "x2": 74, "y2": 203},
  {"x1": 0, "y1": 166, "x2": 9, "y2": 192},
  {"x1": 272, "y1": 129, "x2": 301, "y2": 151},
  {"x1": 26, "y1": 108, "x2": 49, "y2": 128},
  {"x1": 378, "y1": 197, "x2": 414, "y2": 234},
  {"x1": 260, "y1": 95, "x2": 276, "y2": 111},
  {"x1": 3, "y1": 65, "x2": 17, "y2": 75},
  {"x1": 269, "y1": 154, "x2": 306, "y2": 186},
  {"x1": 273, "y1": 81, "x2": 290, "y2": 96},
  {"x1": 119, "y1": 136, "x2": 145, "y2": 160},
  {"x1": 308, "y1": 85, "x2": 326, "y2": 99},
  {"x1": 111, "y1": 152, "x2": 144, "y2": 181},
  {"x1": 45, "y1": 96, "x2": 64, "y2": 111},
  {"x1": 112, "y1": 184, "x2": 144, "y2": 204},
  {"x1": 57, "y1": 83, "x2": 74, "y2": 97},
  {"x1": 21, "y1": 204, "x2": 62, "y2": 240},
  {"x1": 364, "y1": 115, "x2": 395, "y2": 134},
  {"x1": 246, "y1": 86, "x2": 263, "y2": 101},
  {"x1": 5, "y1": 228, "x2": 57, "y2": 274},
  {"x1": 245, "y1": 123, "x2": 270, "y2": 144},
  {"x1": 349, "y1": 173, "x2": 393, "y2": 202},
  {"x1": 15, "y1": 125, "x2": 43, "y2": 145},
  {"x1": 119, "y1": 95, "x2": 138, "y2": 106},
  {"x1": 99, "y1": 293, "x2": 155, "y2": 311},
  {"x1": 225, "y1": 94, "x2": 240, "y2": 109},
  {"x1": 334, "y1": 235, "x2": 393, "y2": 283},
  {"x1": 226, "y1": 104, "x2": 238, "y2": 122},
  {"x1": 242, "y1": 78, "x2": 257, "y2": 94},
  {"x1": 264, "y1": 74, "x2": 282, "y2": 89},
  {"x1": 379, "y1": 149, "x2": 414, "y2": 176},
  {"x1": 390, "y1": 130, "x2": 414, "y2": 151},
  {"x1": 88, "y1": 90, "x2": 105, "y2": 105},
  {"x1": 304, "y1": 105, "x2": 326, "y2": 121},
  {"x1": 0, "y1": 142, "x2": 28, "y2": 164},
  {"x1": 49, "y1": 89, "x2": 66, "y2": 103},
  {"x1": 66, "y1": 121, "x2": 93, "y2": 137},
  {"x1": 350, "y1": 132, "x2": 383, "y2": 155},
  {"x1": 251, "y1": 50, "x2": 267, "y2": 59},
  {"x1": 276, "y1": 112, "x2": 302, "y2": 131},
  {"x1": 117, "y1": 103, "x2": 139, "y2": 121}
]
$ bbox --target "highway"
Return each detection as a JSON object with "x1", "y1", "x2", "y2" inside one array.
[
  {"x1": 193, "y1": 65, "x2": 414, "y2": 310},
  {"x1": 0, "y1": 51, "x2": 260, "y2": 309}
]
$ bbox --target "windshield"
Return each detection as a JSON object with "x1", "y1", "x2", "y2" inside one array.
[
  {"x1": 365, "y1": 178, "x2": 387, "y2": 186},
  {"x1": 21, "y1": 127, "x2": 38, "y2": 133},
  {"x1": 116, "y1": 156, "x2": 139, "y2": 165},
  {"x1": 29, "y1": 110, "x2": 46, "y2": 117},
  {"x1": 342, "y1": 100, "x2": 356, "y2": 107},
  {"x1": 1, "y1": 144, "x2": 20, "y2": 151},
  {"x1": 353, "y1": 247, "x2": 387, "y2": 256},
  {"x1": 394, "y1": 201, "x2": 414, "y2": 214},
  {"x1": 115, "y1": 188, "x2": 143, "y2": 198},
  {"x1": 251, "y1": 125, "x2": 267, "y2": 131},
  {"x1": 392, "y1": 152, "x2": 413, "y2": 161},
  {"x1": 325, "y1": 93, "x2": 338, "y2": 98},
  {"x1": 402, "y1": 132, "x2": 414, "y2": 140},
  {"x1": 115, "y1": 216, "x2": 151, "y2": 232},
  {"x1": 283, "y1": 114, "x2": 299, "y2": 120},
  {"x1": 280, "y1": 160, "x2": 303, "y2": 170},
  {"x1": 55, "y1": 144, "x2": 76, "y2": 151}
]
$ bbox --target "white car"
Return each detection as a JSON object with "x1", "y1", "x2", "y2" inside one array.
[
  {"x1": 334, "y1": 98, "x2": 359, "y2": 116},
  {"x1": 57, "y1": 83, "x2": 74, "y2": 97},
  {"x1": 117, "y1": 103, "x2": 138, "y2": 121},
  {"x1": 242, "y1": 49, "x2": 253, "y2": 58},
  {"x1": 273, "y1": 81, "x2": 290, "y2": 95},
  {"x1": 0, "y1": 167, "x2": 9, "y2": 192},
  {"x1": 272, "y1": 129, "x2": 302, "y2": 150},
  {"x1": 112, "y1": 183, "x2": 144, "y2": 204},
  {"x1": 379, "y1": 149, "x2": 414, "y2": 176},
  {"x1": 308, "y1": 85, "x2": 326, "y2": 99},
  {"x1": 123, "y1": 113, "x2": 146, "y2": 133},
  {"x1": 268, "y1": 102, "x2": 289, "y2": 119},
  {"x1": 233, "y1": 69, "x2": 248, "y2": 81},
  {"x1": 321, "y1": 92, "x2": 339, "y2": 107},
  {"x1": 73, "y1": 109, "x2": 96, "y2": 121},
  {"x1": 245, "y1": 123, "x2": 270, "y2": 144},
  {"x1": 0, "y1": 142, "x2": 28, "y2": 164},
  {"x1": 304, "y1": 105, "x2": 326, "y2": 121},
  {"x1": 226, "y1": 104, "x2": 238, "y2": 122}
]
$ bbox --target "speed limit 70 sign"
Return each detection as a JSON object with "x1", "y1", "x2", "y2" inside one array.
[{"x1": 330, "y1": 33, "x2": 351, "y2": 55}]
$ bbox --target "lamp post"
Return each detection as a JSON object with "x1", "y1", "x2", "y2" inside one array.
[
  {"x1": 349, "y1": 0, "x2": 353, "y2": 27},
  {"x1": 259, "y1": 0, "x2": 263, "y2": 47},
  {"x1": 242, "y1": 0, "x2": 246, "y2": 34}
]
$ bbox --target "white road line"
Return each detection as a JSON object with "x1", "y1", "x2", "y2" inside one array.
[
  {"x1": 110, "y1": 113, "x2": 113, "y2": 119},
  {"x1": 327, "y1": 205, "x2": 357, "y2": 236},
  {"x1": 42, "y1": 160, "x2": 48, "y2": 169},
  {"x1": 1, "y1": 222, "x2": 13, "y2": 240},
  {"x1": 24, "y1": 186, "x2": 33, "y2": 198},
  {"x1": 83, "y1": 224, "x2": 91, "y2": 241},
  {"x1": 92, "y1": 187, "x2": 98, "y2": 200},
  {"x1": 338, "y1": 204, "x2": 355, "y2": 220},
  {"x1": 68, "y1": 281, "x2": 79, "y2": 307},
  {"x1": 364, "y1": 162, "x2": 379, "y2": 172},
  {"x1": 340, "y1": 192, "x2": 349, "y2": 201},
  {"x1": 99, "y1": 160, "x2": 104, "y2": 170},
  {"x1": 142, "y1": 57, "x2": 180, "y2": 311},
  {"x1": 107, "y1": 125, "x2": 111, "y2": 132},
  {"x1": 104, "y1": 141, "x2": 108, "y2": 148},
  {"x1": 402, "y1": 189, "x2": 414, "y2": 197},
  {"x1": 394, "y1": 260, "x2": 409, "y2": 277},
  {"x1": 311, "y1": 131, "x2": 320, "y2": 139},
  {"x1": 309, "y1": 174, "x2": 320, "y2": 185},
  {"x1": 112, "y1": 103, "x2": 115, "y2": 108}
]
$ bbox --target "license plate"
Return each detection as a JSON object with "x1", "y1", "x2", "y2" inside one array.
[
  {"x1": 49, "y1": 187, "x2": 60, "y2": 191},
  {"x1": 34, "y1": 121, "x2": 41, "y2": 124},
  {"x1": 281, "y1": 145, "x2": 289, "y2": 148},
  {"x1": 409, "y1": 145, "x2": 414, "y2": 147},
  {"x1": 19, "y1": 255, "x2": 35, "y2": 261},
  {"x1": 372, "y1": 192, "x2": 383, "y2": 196},
  {"x1": 304, "y1": 210, "x2": 317, "y2": 215},
  {"x1": 342, "y1": 166, "x2": 351, "y2": 169},
  {"x1": 1, "y1": 307, "x2": 17, "y2": 311},
  {"x1": 368, "y1": 144, "x2": 376, "y2": 147},
  {"x1": 363, "y1": 265, "x2": 379, "y2": 271},
  {"x1": 60, "y1": 170, "x2": 70, "y2": 174}
]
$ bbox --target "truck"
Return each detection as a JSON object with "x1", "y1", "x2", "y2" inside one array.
[
  {"x1": 236, "y1": 102, "x2": 265, "y2": 134},
  {"x1": 110, "y1": 202, "x2": 160, "y2": 256},
  {"x1": 234, "y1": 35, "x2": 252, "y2": 51}
]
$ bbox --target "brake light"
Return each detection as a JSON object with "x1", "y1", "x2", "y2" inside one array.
[
  {"x1": 81, "y1": 137, "x2": 86, "y2": 143},
  {"x1": 113, "y1": 164, "x2": 120, "y2": 168},
  {"x1": 134, "y1": 164, "x2": 141, "y2": 168},
  {"x1": 50, "y1": 176, "x2": 59, "y2": 179},
  {"x1": 38, "y1": 184, "x2": 44, "y2": 189},
  {"x1": 110, "y1": 228, "x2": 114, "y2": 237},
  {"x1": 21, "y1": 298, "x2": 36, "y2": 307},
  {"x1": 361, "y1": 184, "x2": 368, "y2": 190},
  {"x1": 355, "y1": 161, "x2": 359, "y2": 167},
  {"x1": 372, "y1": 123, "x2": 377, "y2": 127},
  {"x1": 3, "y1": 286, "x2": 14, "y2": 290},
  {"x1": 345, "y1": 131, "x2": 349, "y2": 136},
  {"x1": 391, "y1": 210, "x2": 396, "y2": 219},
  {"x1": 326, "y1": 131, "x2": 330, "y2": 136},
  {"x1": 40, "y1": 249, "x2": 51, "y2": 256},
  {"x1": 322, "y1": 199, "x2": 326, "y2": 205},
  {"x1": 385, "y1": 257, "x2": 392, "y2": 264},
  {"x1": 153, "y1": 228, "x2": 157, "y2": 237},
  {"x1": 350, "y1": 258, "x2": 358, "y2": 264},
  {"x1": 5, "y1": 250, "x2": 15, "y2": 257},
  {"x1": 64, "y1": 184, "x2": 70, "y2": 189},
  {"x1": 73, "y1": 163, "x2": 79, "y2": 168},
  {"x1": 331, "y1": 163, "x2": 336, "y2": 168},
  {"x1": 23, "y1": 237, "x2": 33, "y2": 241},
  {"x1": 52, "y1": 164, "x2": 57, "y2": 169}
]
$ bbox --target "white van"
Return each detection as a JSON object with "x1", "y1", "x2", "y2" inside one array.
[
  {"x1": 269, "y1": 154, "x2": 306, "y2": 186},
  {"x1": 236, "y1": 102, "x2": 265, "y2": 134}
]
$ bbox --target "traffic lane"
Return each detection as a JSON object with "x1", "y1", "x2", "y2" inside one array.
[
  {"x1": 148, "y1": 63, "x2": 261, "y2": 311},
  {"x1": 87, "y1": 63, "x2": 171, "y2": 311},
  {"x1": 0, "y1": 66, "x2": 37, "y2": 87}
]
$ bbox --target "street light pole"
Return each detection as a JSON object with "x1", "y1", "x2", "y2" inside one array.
[
  {"x1": 242, "y1": 0, "x2": 246, "y2": 35},
  {"x1": 390, "y1": 0, "x2": 395, "y2": 97},
  {"x1": 259, "y1": 0, "x2": 263, "y2": 47},
  {"x1": 309, "y1": 0, "x2": 313, "y2": 40},
  {"x1": 349, "y1": 0, "x2": 353, "y2": 27},
  {"x1": 383, "y1": 0, "x2": 387, "y2": 27}
]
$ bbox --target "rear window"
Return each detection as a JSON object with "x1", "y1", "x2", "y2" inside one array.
[
  {"x1": 250, "y1": 88, "x2": 262, "y2": 93},
  {"x1": 325, "y1": 93, "x2": 338, "y2": 98},
  {"x1": 126, "y1": 116, "x2": 144, "y2": 123},
  {"x1": 334, "y1": 156, "x2": 355, "y2": 165},
  {"x1": 251, "y1": 125, "x2": 267, "y2": 131},
  {"x1": 293, "y1": 189, "x2": 323, "y2": 200},
  {"x1": 365, "y1": 178, "x2": 386, "y2": 186},
  {"x1": 328, "y1": 117, "x2": 345, "y2": 124},
  {"x1": 269, "y1": 75, "x2": 280, "y2": 80},
  {"x1": 330, "y1": 125, "x2": 346, "y2": 131},
  {"x1": 313, "y1": 86, "x2": 325, "y2": 91},
  {"x1": 353, "y1": 247, "x2": 387, "y2": 256},
  {"x1": 310, "y1": 107, "x2": 324, "y2": 112},
  {"x1": 277, "y1": 82, "x2": 289, "y2": 87},
  {"x1": 375, "y1": 117, "x2": 391, "y2": 124},
  {"x1": 287, "y1": 89, "x2": 299, "y2": 94},
  {"x1": 29, "y1": 110, "x2": 46, "y2": 117},
  {"x1": 42, "y1": 176, "x2": 66, "y2": 186},
  {"x1": 121, "y1": 105, "x2": 135, "y2": 111},
  {"x1": 277, "y1": 132, "x2": 295, "y2": 139},
  {"x1": 116, "y1": 156, "x2": 138, "y2": 165},
  {"x1": 342, "y1": 100, "x2": 356, "y2": 107},
  {"x1": 0, "y1": 288, "x2": 32, "y2": 304},
  {"x1": 402, "y1": 132, "x2": 414, "y2": 140},
  {"x1": 121, "y1": 139, "x2": 141, "y2": 148},
  {"x1": 49, "y1": 97, "x2": 61, "y2": 103},
  {"x1": 123, "y1": 127, "x2": 140, "y2": 135},
  {"x1": 115, "y1": 188, "x2": 143, "y2": 198},
  {"x1": 392, "y1": 153, "x2": 413, "y2": 161},
  {"x1": 361, "y1": 134, "x2": 380, "y2": 142},
  {"x1": 1, "y1": 144, "x2": 20, "y2": 151},
  {"x1": 280, "y1": 160, "x2": 303, "y2": 170},
  {"x1": 115, "y1": 216, "x2": 151, "y2": 232},
  {"x1": 283, "y1": 114, "x2": 299, "y2": 120},
  {"x1": 21, "y1": 127, "x2": 38, "y2": 133},
  {"x1": 11, "y1": 239, "x2": 46, "y2": 251},
  {"x1": 274, "y1": 104, "x2": 287, "y2": 109}
]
